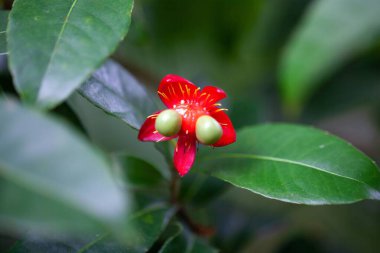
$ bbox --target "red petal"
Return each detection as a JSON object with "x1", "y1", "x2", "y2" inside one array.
[
  {"x1": 158, "y1": 74, "x2": 199, "y2": 108},
  {"x1": 138, "y1": 111, "x2": 177, "y2": 142},
  {"x1": 209, "y1": 109, "x2": 236, "y2": 147},
  {"x1": 198, "y1": 86, "x2": 227, "y2": 107},
  {"x1": 174, "y1": 135, "x2": 197, "y2": 176}
]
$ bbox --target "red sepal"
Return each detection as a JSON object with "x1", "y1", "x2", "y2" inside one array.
[
  {"x1": 209, "y1": 109, "x2": 236, "y2": 147},
  {"x1": 198, "y1": 86, "x2": 227, "y2": 107},
  {"x1": 174, "y1": 135, "x2": 197, "y2": 176},
  {"x1": 138, "y1": 110, "x2": 177, "y2": 142},
  {"x1": 158, "y1": 74, "x2": 198, "y2": 108}
]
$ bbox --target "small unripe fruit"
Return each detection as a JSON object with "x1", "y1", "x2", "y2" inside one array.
[
  {"x1": 196, "y1": 115, "x2": 223, "y2": 145},
  {"x1": 155, "y1": 109, "x2": 182, "y2": 137}
]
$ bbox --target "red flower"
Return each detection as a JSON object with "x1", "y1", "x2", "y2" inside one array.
[{"x1": 138, "y1": 74, "x2": 236, "y2": 176}]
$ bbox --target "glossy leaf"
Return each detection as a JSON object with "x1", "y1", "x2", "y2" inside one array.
[
  {"x1": 198, "y1": 124, "x2": 380, "y2": 204},
  {"x1": 280, "y1": 0, "x2": 380, "y2": 113},
  {"x1": 0, "y1": 98, "x2": 130, "y2": 236},
  {"x1": 180, "y1": 173, "x2": 228, "y2": 207},
  {"x1": 0, "y1": 11, "x2": 8, "y2": 55},
  {"x1": 8, "y1": 234, "x2": 83, "y2": 253},
  {"x1": 113, "y1": 154, "x2": 169, "y2": 208},
  {"x1": 116, "y1": 155, "x2": 166, "y2": 187},
  {"x1": 158, "y1": 223, "x2": 183, "y2": 253},
  {"x1": 124, "y1": 205, "x2": 173, "y2": 253},
  {"x1": 9, "y1": 205, "x2": 173, "y2": 253},
  {"x1": 77, "y1": 204, "x2": 173, "y2": 253},
  {"x1": 7, "y1": 0, "x2": 134, "y2": 108},
  {"x1": 159, "y1": 223, "x2": 218, "y2": 253},
  {"x1": 79, "y1": 60, "x2": 156, "y2": 130}
]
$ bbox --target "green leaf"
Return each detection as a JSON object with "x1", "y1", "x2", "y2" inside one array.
[
  {"x1": 197, "y1": 124, "x2": 380, "y2": 204},
  {"x1": 112, "y1": 154, "x2": 169, "y2": 210},
  {"x1": 116, "y1": 155, "x2": 166, "y2": 187},
  {"x1": 180, "y1": 173, "x2": 228, "y2": 207},
  {"x1": 280, "y1": 0, "x2": 380, "y2": 113},
  {"x1": 77, "y1": 204, "x2": 174, "y2": 253},
  {"x1": 7, "y1": 0, "x2": 134, "y2": 108},
  {"x1": 0, "y1": 98, "x2": 130, "y2": 237},
  {"x1": 0, "y1": 11, "x2": 8, "y2": 55},
  {"x1": 79, "y1": 60, "x2": 156, "y2": 130},
  {"x1": 125, "y1": 205, "x2": 173, "y2": 253},
  {"x1": 159, "y1": 223, "x2": 218, "y2": 253},
  {"x1": 67, "y1": 92, "x2": 169, "y2": 177},
  {"x1": 9, "y1": 205, "x2": 173, "y2": 253},
  {"x1": 8, "y1": 235, "x2": 81, "y2": 253}
]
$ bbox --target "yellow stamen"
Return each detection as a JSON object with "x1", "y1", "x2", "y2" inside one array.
[
  {"x1": 179, "y1": 83, "x2": 185, "y2": 95},
  {"x1": 214, "y1": 108, "x2": 228, "y2": 113},
  {"x1": 194, "y1": 87, "x2": 200, "y2": 96},
  {"x1": 147, "y1": 114, "x2": 158, "y2": 119},
  {"x1": 185, "y1": 84, "x2": 191, "y2": 96},
  {"x1": 170, "y1": 86, "x2": 176, "y2": 96},
  {"x1": 158, "y1": 91, "x2": 169, "y2": 100}
]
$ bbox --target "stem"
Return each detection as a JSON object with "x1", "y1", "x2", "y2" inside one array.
[
  {"x1": 159, "y1": 142, "x2": 215, "y2": 238},
  {"x1": 168, "y1": 165, "x2": 214, "y2": 238},
  {"x1": 170, "y1": 171, "x2": 180, "y2": 204}
]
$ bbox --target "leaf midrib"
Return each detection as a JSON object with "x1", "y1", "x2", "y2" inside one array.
[
  {"x1": 38, "y1": 0, "x2": 79, "y2": 95},
  {"x1": 207, "y1": 153, "x2": 378, "y2": 190}
]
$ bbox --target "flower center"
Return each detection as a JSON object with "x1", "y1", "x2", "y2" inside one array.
[{"x1": 174, "y1": 102, "x2": 208, "y2": 135}]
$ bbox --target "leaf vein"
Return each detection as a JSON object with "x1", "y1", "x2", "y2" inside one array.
[
  {"x1": 210, "y1": 153, "x2": 369, "y2": 186},
  {"x1": 39, "y1": 0, "x2": 79, "y2": 93}
]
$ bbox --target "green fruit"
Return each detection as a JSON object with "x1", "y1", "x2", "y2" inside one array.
[
  {"x1": 155, "y1": 109, "x2": 182, "y2": 137},
  {"x1": 196, "y1": 115, "x2": 223, "y2": 145}
]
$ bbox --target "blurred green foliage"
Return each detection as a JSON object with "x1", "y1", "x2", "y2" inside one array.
[{"x1": 1, "y1": 0, "x2": 380, "y2": 252}]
